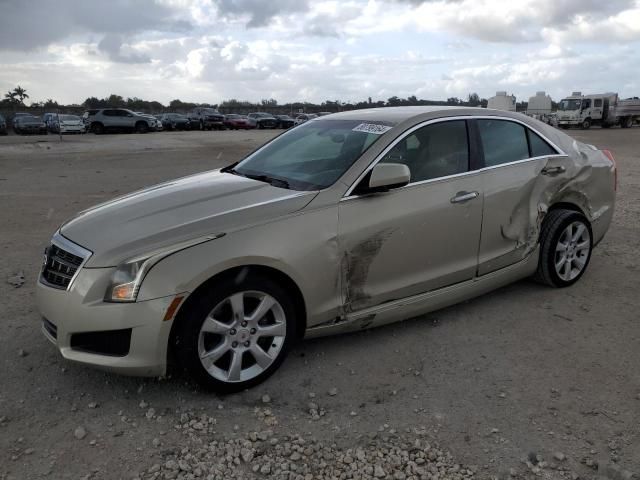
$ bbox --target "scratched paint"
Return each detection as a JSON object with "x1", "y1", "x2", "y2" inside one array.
[{"x1": 341, "y1": 227, "x2": 396, "y2": 312}]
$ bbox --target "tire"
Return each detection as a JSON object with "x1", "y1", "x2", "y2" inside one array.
[
  {"x1": 580, "y1": 118, "x2": 591, "y2": 130},
  {"x1": 622, "y1": 116, "x2": 633, "y2": 129},
  {"x1": 533, "y1": 209, "x2": 593, "y2": 288},
  {"x1": 136, "y1": 122, "x2": 149, "y2": 134},
  {"x1": 174, "y1": 273, "x2": 299, "y2": 392},
  {"x1": 91, "y1": 122, "x2": 104, "y2": 134}
]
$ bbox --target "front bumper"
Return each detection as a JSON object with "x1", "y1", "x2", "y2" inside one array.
[{"x1": 36, "y1": 267, "x2": 181, "y2": 377}]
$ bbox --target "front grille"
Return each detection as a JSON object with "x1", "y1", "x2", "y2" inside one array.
[{"x1": 41, "y1": 244, "x2": 84, "y2": 290}]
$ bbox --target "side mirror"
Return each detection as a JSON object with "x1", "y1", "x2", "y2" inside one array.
[{"x1": 365, "y1": 163, "x2": 411, "y2": 193}]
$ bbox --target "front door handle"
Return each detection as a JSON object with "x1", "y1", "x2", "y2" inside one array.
[
  {"x1": 541, "y1": 166, "x2": 566, "y2": 175},
  {"x1": 450, "y1": 191, "x2": 479, "y2": 204}
]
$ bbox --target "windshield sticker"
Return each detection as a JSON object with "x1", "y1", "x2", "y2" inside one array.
[{"x1": 352, "y1": 123, "x2": 393, "y2": 135}]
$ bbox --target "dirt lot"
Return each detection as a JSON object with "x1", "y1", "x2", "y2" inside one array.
[{"x1": 0, "y1": 127, "x2": 639, "y2": 480}]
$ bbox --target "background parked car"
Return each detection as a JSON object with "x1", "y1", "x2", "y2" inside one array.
[
  {"x1": 189, "y1": 107, "x2": 224, "y2": 130},
  {"x1": 50, "y1": 114, "x2": 85, "y2": 134},
  {"x1": 13, "y1": 114, "x2": 47, "y2": 134},
  {"x1": 159, "y1": 113, "x2": 191, "y2": 131},
  {"x1": 84, "y1": 108, "x2": 158, "y2": 134},
  {"x1": 223, "y1": 114, "x2": 255, "y2": 130},
  {"x1": 247, "y1": 112, "x2": 278, "y2": 129},
  {"x1": 0, "y1": 114, "x2": 7, "y2": 135},
  {"x1": 275, "y1": 114, "x2": 295, "y2": 129},
  {"x1": 294, "y1": 113, "x2": 318, "y2": 125},
  {"x1": 134, "y1": 112, "x2": 162, "y2": 131}
]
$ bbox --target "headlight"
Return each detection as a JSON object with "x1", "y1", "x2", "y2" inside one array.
[
  {"x1": 105, "y1": 256, "x2": 155, "y2": 302},
  {"x1": 104, "y1": 233, "x2": 225, "y2": 303}
]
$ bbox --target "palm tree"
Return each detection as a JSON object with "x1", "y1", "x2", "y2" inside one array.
[
  {"x1": 4, "y1": 90, "x2": 17, "y2": 103},
  {"x1": 13, "y1": 85, "x2": 29, "y2": 104}
]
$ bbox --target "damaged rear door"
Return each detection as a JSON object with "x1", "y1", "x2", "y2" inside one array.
[
  {"x1": 338, "y1": 119, "x2": 483, "y2": 313},
  {"x1": 475, "y1": 118, "x2": 569, "y2": 275}
]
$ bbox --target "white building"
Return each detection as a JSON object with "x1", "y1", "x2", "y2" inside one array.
[
  {"x1": 527, "y1": 91, "x2": 552, "y2": 115},
  {"x1": 487, "y1": 91, "x2": 516, "y2": 112}
]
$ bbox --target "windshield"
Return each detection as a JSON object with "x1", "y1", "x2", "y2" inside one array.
[
  {"x1": 232, "y1": 119, "x2": 392, "y2": 191},
  {"x1": 558, "y1": 99, "x2": 582, "y2": 111}
]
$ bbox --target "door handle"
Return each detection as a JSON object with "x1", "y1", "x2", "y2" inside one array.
[
  {"x1": 541, "y1": 166, "x2": 566, "y2": 175},
  {"x1": 450, "y1": 191, "x2": 479, "y2": 204}
]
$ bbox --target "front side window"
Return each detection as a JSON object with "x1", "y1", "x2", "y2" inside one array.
[
  {"x1": 381, "y1": 120, "x2": 469, "y2": 182},
  {"x1": 233, "y1": 119, "x2": 392, "y2": 190},
  {"x1": 477, "y1": 119, "x2": 529, "y2": 167}
]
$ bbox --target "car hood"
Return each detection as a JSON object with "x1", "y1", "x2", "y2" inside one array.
[{"x1": 61, "y1": 170, "x2": 318, "y2": 267}]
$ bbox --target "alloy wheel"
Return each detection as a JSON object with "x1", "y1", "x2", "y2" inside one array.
[
  {"x1": 554, "y1": 221, "x2": 591, "y2": 282},
  {"x1": 197, "y1": 291, "x2": 287, "y2": 383}
]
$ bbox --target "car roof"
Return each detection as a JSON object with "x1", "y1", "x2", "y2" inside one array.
[{"x1": 326, "y1": 106, "x2": 497, "y2": 123}]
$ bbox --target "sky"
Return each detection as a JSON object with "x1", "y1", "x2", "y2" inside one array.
[{"x1": 0, "y1": 0, "x2": 639, "y2": 106}]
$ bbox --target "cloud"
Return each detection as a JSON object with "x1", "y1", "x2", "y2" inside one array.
[
  {"x1": 0, "y1": 0, "x2": 191, "y2": 51},
  {"x1": 213, "y1": 0, "x2": 311, "y2": 27},
  {"x1": 98, "y1": 34, "x2": 152, "y2": 64},
  {"x1": 1, "y1": 0, "x2": 640, "y2": 106}
]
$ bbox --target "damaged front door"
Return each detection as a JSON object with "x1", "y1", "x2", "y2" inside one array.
[{"x1": 338, "y1": 119, "x2": 483, "y2": 313}]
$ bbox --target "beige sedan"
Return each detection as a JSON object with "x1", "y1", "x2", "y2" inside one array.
[{"x1": 36, "y1": 107, "x2": 616, "y2": 392}]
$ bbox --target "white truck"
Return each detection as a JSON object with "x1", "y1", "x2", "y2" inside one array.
[{"x1": 556, "y1": 92, "x2": 640, "y2": 129}]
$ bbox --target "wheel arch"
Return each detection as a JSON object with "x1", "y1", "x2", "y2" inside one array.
[
  {"x1": 167, "y1": 264, "x2": 307, "y2": 365},
  {"x1": 546, "y1": 201, "x2": 587, "y2": 218},
  {"x1": 540, "y1": 201, "x2": 592, "y2": 243}
]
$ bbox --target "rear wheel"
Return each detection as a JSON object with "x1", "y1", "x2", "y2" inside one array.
[
  {"x1": 622, "y1": 116, "x2": 634, "y2": 129},
  {"x1": 174, "y1": 273, "x2": 298, "y2": 392},
  {"x1": 534, "y1": 210, "x2": 592, "y2": 288}
]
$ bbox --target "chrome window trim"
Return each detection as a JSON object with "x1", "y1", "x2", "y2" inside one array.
[
  {"x1": 342, "y1": 115, "x2": 567, "y2": 199},
  {"x1": 40, "y1": 231, "x2": 93, "y2": 291}
]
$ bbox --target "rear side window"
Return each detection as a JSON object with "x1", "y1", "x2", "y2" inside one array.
[
  {"x1": 477, "y1": 119, "x2": 529, "y2": 167},
  {"x1": 382, "y1": 120, "x2": 469, "y2": 182},
  {"x1": 527, "y1": 129, "x2": 557, "y2": 157},
  {"x1": 594, "y1": 99, "x2": 603, "y2": 108}
]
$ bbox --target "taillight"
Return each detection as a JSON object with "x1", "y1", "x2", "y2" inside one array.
[{"x1": 602, "y1": 149, "x2": 616, "y2": 191}]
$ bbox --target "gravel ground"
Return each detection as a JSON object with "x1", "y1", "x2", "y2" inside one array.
[{"x1": 0, "y1": 127, "x2": 639, "y2": 480}]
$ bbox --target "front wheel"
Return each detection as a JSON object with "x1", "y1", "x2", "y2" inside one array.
[
  {"x1": 581, "y1": 118, "x2": 591, "y2": 130},
  {"x1": 534, "y1": 210, "x2": 593, "y2": 288},
  {"x1": 174, "y1": 273, "x2": 298, "y2": 392}
]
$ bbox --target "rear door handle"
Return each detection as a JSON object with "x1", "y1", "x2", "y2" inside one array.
[
  {"x1": 450, "y1": 191, "x2": 479, "y2": 204},
  {"x1": 541, "y1": 166, "x2": 566, "y2": 175}
]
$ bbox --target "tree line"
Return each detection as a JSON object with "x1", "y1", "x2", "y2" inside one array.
[{"x1": 2, "y1": 85, "x2": 533, "y2": 114}]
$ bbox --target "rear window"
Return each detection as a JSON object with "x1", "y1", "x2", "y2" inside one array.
[
  {"x1": 477, "y1": 119, "x2": 529, "y2": 167},
  {"x1": 527, "y1": 130, "x2": 557, "y2": 157}
]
